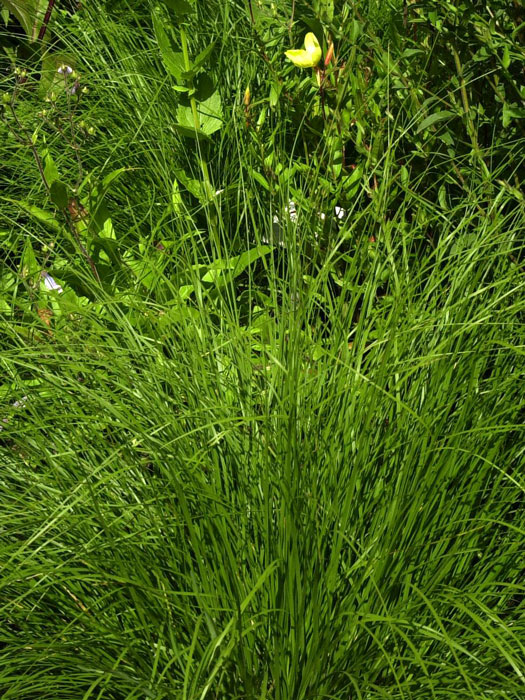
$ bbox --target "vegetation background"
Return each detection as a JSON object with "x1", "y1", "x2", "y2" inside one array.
[{"x1": 1, "y1": 0, "x2": 524, "y2": 698}]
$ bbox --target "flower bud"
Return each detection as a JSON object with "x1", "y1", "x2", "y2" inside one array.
[{"x1": 324, "y1": 41, "x2": 334, "y2": 67}]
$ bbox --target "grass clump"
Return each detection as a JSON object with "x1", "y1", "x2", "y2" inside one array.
[{"x1": 0, "y1": 0, "x2": 524, "y2": 698}]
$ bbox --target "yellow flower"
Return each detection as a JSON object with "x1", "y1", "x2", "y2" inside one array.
[{"x1": 285, "y1": 33, "x2": 322, "y2": 68}]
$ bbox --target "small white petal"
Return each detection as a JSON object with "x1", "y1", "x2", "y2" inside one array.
[
  {"x1": 12, "y1": 396, "x2": 28, "y2": 408},
  {"x1": 334, "y1": 206, "x2": 346, "y2": 220},
  {"x1": 285, "y1": 200, "x2": 297, "y2": 222},
  {"x1": 42, "y1": 272, "x2": 63, "y2": 293}
]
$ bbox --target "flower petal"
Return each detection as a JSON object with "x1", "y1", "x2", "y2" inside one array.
[
  {"x1": 285, "y1": 33, "x2": 322, "y2": 68},
  {"x1": 304, "y1": 33, "x2": 321, "y2": 66},
  {"x1": 285, "y1": 49, "x2": 316, "y2": 68}
]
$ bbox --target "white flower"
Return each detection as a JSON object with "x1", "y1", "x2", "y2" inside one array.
[
  {"x1": 58, "y1": 64, "x2": 73, "y2": 75},
  {"x1": 42, "y1": 272, "x2": 63, "y2": 293},
  {"x1": 285, "y1": 200, "x2": 297, "y2": 223},
  {"x1": 12, "y1": 396, "x2": 28, "y2": 408},
  {"x1": 334, "y1": 206, "x2": 346, "y2": 220},
  {"x1": 0, "y1": 395, "x2": 28, "y2": 432}
]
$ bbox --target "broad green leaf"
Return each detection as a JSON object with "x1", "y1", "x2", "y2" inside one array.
[
  {"x1": 1, "y1": 8, "x2": 10, "y2": 26},
  {"x1": 21, "y1": 239, "x2": 39, "y2": 277},
  {"x1": 502, "y1": 103, "x2": 525, "y2": 128},
  {"x1": 416, "y1": 110, "x2": 455, "y2": 133},
  {"x1": 100, "y1": 218, "x2": 116, "y2": 240},
  {"x1": 1, "y1": 0, "x2": 47, "y2": 41},
  {"x1": 10, "y1": 200, "x2": 62, "y2": 232},
  {"x1": 245, "y1": 166, "x2": 270, "y2": 191},
  {"x1": 173, "y1": 168, "x2": 206, "y2": 200},
  {"x1": 162, "y1": 0, "x2": 195, "y2": 19},
  {"x1": 177, "y1": 284, "x2": 194, "y2": 299},
  {"x1": 49, "y1": 180, "x2": 68, "y2": 209},
  {"x1": 43, "y1": 151, "x2": 59, "y2": 187},
  {"x1": 152, "y1": 7, "x2": 185, "y2": 82},
  {"x1": 202, "y1": 246, "x2": 272, "y2": 284},
  {"x1": 193, "y1": 73, "x2": 216, "y2": 102},
  {"x1": 197, "y1": 91, "x2": 223, "y2": 135},
  {"x1": 174, "y1": 102, "x2": 217, "y2": 139},
  {"x1": 94, "y1": 219, "x2": 119, "y2": 265},
  {"x1": 176, "y1": 103, "x2": 196, "y2": 129},
  {"x1": 171, "y1": 122, "x2": 212, "y2": 140}
]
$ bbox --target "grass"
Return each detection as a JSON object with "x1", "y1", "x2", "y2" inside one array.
[{"x1": 1, "y1": 0, "x2": 524, "y2": 698}]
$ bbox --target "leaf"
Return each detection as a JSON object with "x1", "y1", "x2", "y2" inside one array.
[
  {"x1": 269, "y1": 81, "x2": 282, "y2": 107},
  {"x1": 43, "y1": 151, "x2": 59, "y2": 187},
  {"x1": 502, "y1": 103, "x2": 525, "y2": 128},
  {"x1": 177, "y1": 284, "x2": 194, "y2": 300},
  {"x1": 171, "y1": 122, "x2": 211, "y2": 141},
  {"x1": 174, "y1": 96, "x2": 222, "y2": 138},
  {"x1": 318, "y1": 0, "x2": 334, "y2": 23},
  {"x1": 50, "y1": 180, "x2": 69, "y2": 209},
  {"x1": 84, "y1": 169, "x2": 129, "y2": 234},
  {"x1": 1, "y1": 0, "x2": 47, "y2": 41},
  {"x1": 201, "y1": 246, "x2": 272, "y2": 285},
  {"x1": 502, "y1": 46, "x2": 510, "y2": 70},
  {"x1": 180, "y1": 42, "x2": 216, "y2": 80},
  {"x1": 193, "y1": 73, "x2": 216, "y2": 102},
  {"x1": 21, "y1": 239, "x2": 39, "y2": 277},
  {"x1": 102, "y1": 167, "x2": 130, "y2": 190},
  {"x1": 11, "y1": 200, "x2": 62, "y2": 232},
  {"x1": 173, "y1": 168, "x2": 207, "y2": 200},
  {"x1": 161, "y1": 0, "x2": 195, "y2": 18},
  {"x1": 341, "y1": 164, "x2": 363, "y2": 198},
  {"x1": 152, "y1": 7, "x2": 185, "y2": 82},
  {"x1": 197, "y1": 91, "x2": 223, "y2": 135},
  {"x1": 175, "y1": 103, "x2": 195, "y2": 129},
  {"x1": 245, "y1": 166, "x2": 270, "y2": 191},
  {"x1": 100, "y1": 218, "x2": 116, "y2": 240},
  {"x1": 171, "y1": 178, "x2": 183, "y2": 214},
  {"x1": 416, "y1": 110, "x2": 456, "y2": 133}
]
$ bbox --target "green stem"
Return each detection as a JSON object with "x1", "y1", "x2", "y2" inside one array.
[
  {"x1": 451, "y1": 45, "x2": 489, "y2": 181},
  {"x1": 180, "y1": 27, "x2": 220, "y2": 251},
  {"x1": 180, "y1": 28, "x2": 211, "y2": 191}
]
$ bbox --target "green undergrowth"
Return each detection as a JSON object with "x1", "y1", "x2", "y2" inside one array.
[{"x1": 0, "y1": 0, "x2": 524, "y2": 698}]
